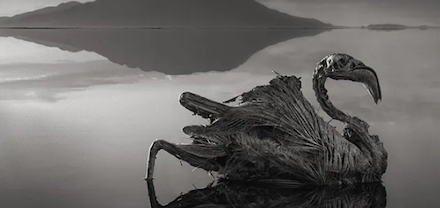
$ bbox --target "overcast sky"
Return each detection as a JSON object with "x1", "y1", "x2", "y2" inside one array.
[
  {"x1": 1, "y1": 0, "x2": 439, "y2": 26},
  {"x1": 258, "y1": 0, "x2": 440, "y2": 26}
]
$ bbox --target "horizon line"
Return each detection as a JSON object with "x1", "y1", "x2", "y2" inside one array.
[{"x1": 0, "y1": 25, "x2": 439, "y2": 30}]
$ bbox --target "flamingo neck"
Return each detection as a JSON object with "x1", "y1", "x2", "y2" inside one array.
[
  {"x1": 312, "y1": 65, "x2": 387, "y2": 176},
  {"x1": 312, "y1": 68, "x2": 350, "y2": 123},
  {"x1": 312, "y1": 68, "x2": 376, "y2": 160}
]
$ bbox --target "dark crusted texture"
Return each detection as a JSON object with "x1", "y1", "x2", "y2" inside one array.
[{"x1": 149, "y1": 75, "x2": 387, "y2": 185}]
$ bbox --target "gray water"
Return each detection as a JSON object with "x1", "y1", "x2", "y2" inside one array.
[{"x1": 0, "y1": 28, "x2": 439, "y2": 207}]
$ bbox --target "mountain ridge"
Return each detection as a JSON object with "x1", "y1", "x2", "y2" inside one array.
[{"x1": 0, "y1": 0, "x2": 331, "y2": 28}]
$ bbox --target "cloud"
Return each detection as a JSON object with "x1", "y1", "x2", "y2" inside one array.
[{"x1": 0, "y1": 61, "x2": 148, "y2": 102}]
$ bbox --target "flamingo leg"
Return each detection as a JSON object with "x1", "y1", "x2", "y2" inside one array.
[
  {"x1": 145, "y1": 140, "x2": 222, "y2": 180},
  {"x1": 146, "y1": 179, "x2": 162, "y2": 208}
]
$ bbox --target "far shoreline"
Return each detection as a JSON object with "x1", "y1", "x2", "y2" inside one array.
[{"x1": 0, "y1": 25, "x2": 438, "y2": 30}]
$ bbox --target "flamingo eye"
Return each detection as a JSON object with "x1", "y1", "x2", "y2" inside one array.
[
  {"x1": 339, "y1": 59, "x2": 346, "y2": 65},
  {"x1": 350, "y1": 62, "x2": 356, "y2": 68}
]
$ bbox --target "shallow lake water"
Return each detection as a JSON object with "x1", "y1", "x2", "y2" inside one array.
[{"x1": 0, "y1": 28, "x2": 439, "y2": 207}]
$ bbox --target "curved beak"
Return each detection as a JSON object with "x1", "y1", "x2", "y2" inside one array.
[
  {"x1": 329, "y1": 65, "x2": 382, "y2": 104},
  {"x1": 352, "y1": 66, "x2": 382, "y2": 104}
]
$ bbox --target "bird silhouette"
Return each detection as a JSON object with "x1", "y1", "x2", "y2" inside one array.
[{"x1": 146, "y1": 53, "x2": 387, "y2": 186}]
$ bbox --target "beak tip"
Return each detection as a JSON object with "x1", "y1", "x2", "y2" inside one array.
[{"x1": 374, "y1": 97, "x2": 382, "y2": 105}]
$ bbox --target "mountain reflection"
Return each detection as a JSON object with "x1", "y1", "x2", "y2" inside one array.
[
  {"x1": 147, "y1": 180, "x2": 386, "y2": 208},
  {"x1": 0, "y1": 28, "x2": 326, "y2": 75}
]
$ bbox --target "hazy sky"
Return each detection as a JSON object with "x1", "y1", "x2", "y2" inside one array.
[
  {"x1": 258, "y1": 0, "x2": 440, "y2": 26},
  {"x1": 1, "y1": 0, "x2": 439, "y2": 26}
]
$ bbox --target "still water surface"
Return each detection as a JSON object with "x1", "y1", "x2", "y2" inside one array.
[{"x1": 0, "y1": 28, "x2": 439, "y2": 207}]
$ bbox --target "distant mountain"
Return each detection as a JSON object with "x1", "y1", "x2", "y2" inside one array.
[
  {"x1": 364, "y1": 24, "x2": 437, "y2": 31},
  {"x1": 0, "y1": 0, "x2": 330, "y2": 28},
  {"x1": 366, "y1": 24, "x2": 407, "y2": 30}
]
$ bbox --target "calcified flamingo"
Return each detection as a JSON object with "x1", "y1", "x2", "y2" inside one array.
[{"x1": 146, "y1": 53, "x2": 387, "y2": 186}]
